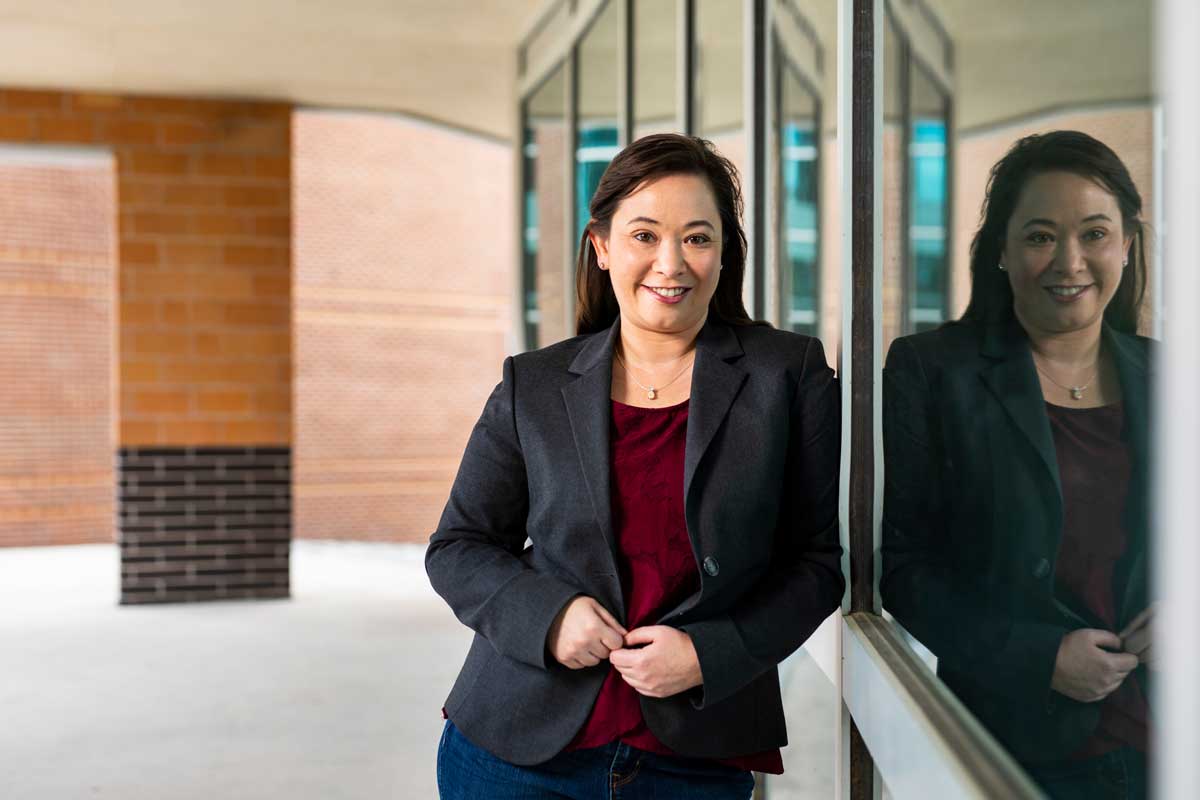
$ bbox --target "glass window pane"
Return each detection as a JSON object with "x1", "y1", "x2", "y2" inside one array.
[
  {"x1": 523, "y1": 63, "x2": 569, "y2": 348},
  {"x1": 576, "y1": 1, "x2": 621, "y2": 242},
  {"x1": 879, "y1": 4, "x2": 1159, "y2": 796},
  {"x1": 908, "y1": 65, "x2": 948, "y2": 333},
  {"x1": 778, "y1": 62, "x2": 820, "y2": 337},
  {"x1": 695, "y1": 0, "x2": 746, "y2": 176},
  {"x1": 634, "y1": 0, "x2": 678, "y2": 138},
  {"x1": 881, "y1": 19, "x2": 905, "y2": 351}
]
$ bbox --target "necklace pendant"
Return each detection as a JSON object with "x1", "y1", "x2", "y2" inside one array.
[
  {"x1": 1070, "y1": 387, "x2": 1084, "y2": 400},
  {"x1": 647, "y1": 388, "x2": 657, "y2": 400}
]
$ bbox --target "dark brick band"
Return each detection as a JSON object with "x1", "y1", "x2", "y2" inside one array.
[{"x1": 118, "y1": 446, "x2": 291, "y2": 604}]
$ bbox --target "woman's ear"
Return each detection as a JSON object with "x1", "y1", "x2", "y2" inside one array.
[{"x1": 588, "y1": 229, "x2": 610, "y2": 270}]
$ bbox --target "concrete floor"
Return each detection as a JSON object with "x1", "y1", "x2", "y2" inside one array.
[{"x1": 1, "y1": 542, "x2": 835, "y2": 799}]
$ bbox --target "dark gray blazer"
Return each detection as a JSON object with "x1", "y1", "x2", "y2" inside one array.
[
  {"x1": 881, "y1": 317, "x2": 1153, "y2": 766},
  {"x1": 426, "y1": 317, "x2": 844, "y2": 765}
]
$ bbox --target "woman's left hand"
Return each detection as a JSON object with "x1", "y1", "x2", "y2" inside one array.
[{"x1": 609, "y1": 626, "x2": 703, "y2": 698}]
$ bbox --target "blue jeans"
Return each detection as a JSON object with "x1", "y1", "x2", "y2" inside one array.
[
  {"x1": 437, "y1": 720, "x2": 756, "y2": 800},
  {"x1": 1027, "y1": 748, "x2": 1147, "y2": 800}
]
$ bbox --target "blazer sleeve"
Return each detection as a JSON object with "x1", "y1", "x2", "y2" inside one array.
[
  {"x1": 425, "y1": 356, "x2": 581, "y2": 671},
  {"x1": 681, "y1": 337, "x2": 845, "y2": 708},
  {"x1": 880, "y1": 336, "x2": 1067, "y2": 706}
]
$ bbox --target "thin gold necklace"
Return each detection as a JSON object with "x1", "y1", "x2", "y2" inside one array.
[
  {"x1": 1033, "y1": 359, "x2": 1098, "y2": 401},
  {"x1": 615, "y1": 350, "x2": 694, "y2": 401}
]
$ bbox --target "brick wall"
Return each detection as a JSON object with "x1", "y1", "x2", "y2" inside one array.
[
  {"x1": 293, "y1": 111, "x2": 514, "y2": 543},
  {"x1": 0, "y1": 87, "x2": 293, "y2": 601},
  {"x1": 0, "y1": 88, "x2": 292, "y2": 450},
  {"x1": 0, "y1": 155, "x2": 115, "y2": 547}
]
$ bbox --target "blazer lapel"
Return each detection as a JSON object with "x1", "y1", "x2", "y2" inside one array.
[
  {"x1": 979, "y1": 319, "x2": 1063, "y2": 500},
  {"x1": 684, "y1": 320, "x2": 748, "y2": 505},
  {"x1": 1107, "y1": 326, "x2": 1153, "y2": 621},
  {"x1": 562, "y1": 322, "x2": 620, "y2": 560}
]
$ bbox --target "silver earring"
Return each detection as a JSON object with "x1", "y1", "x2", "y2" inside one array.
[
  {"x1": 1122, "y1": 258, "x2": 1129, "y2": 267},
  {"x1": 998, "y1": 262, "x2": 1006, "y2": 271}
]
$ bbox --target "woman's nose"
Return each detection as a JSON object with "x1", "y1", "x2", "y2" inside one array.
[{"x1": 654, "y1": 240, "x2": 686, "y2": 277}]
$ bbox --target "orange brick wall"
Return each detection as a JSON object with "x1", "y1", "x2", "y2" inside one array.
[
  {"x1": 0, "y1": 88, "x2": 292, "y2": 449},
  {"x1": 0, "y1": 156, "x2": 116, "y2": 546},
  {"x1": 293, "y1": 111, "x2": 514, "y2": 543}
]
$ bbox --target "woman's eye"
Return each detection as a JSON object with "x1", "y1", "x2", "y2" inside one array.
[
  {"x1": 633, "y1": 232, "x2": 655, "y2": 243},
  {"x1": 1083, "y1": 228, "x2": 1108, "y2": 241},
  {"x1": 685, "y1": 235, "x2": 711, "y2": 245},
  {"x1": 1026, "y1": 231, "x2": 1053, "y2": 244}
]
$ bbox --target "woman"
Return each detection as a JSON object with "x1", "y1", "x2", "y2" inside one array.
[
  {"x1": 427, "y1": 133, "x2": 844, "y2": 798},
  {"x1": 882, "y1": 131, "x2": 1154, "y2": 798}
]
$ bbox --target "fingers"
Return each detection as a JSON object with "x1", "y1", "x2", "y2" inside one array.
[
  {"x1": 623, "y1": 627, "x2": 659, "y2": 647},
  {"x1": 609, "y1": 648, "x2": 638, "y2": 670},
  {"x1": 1108, "y1": 651, "x2": 1140, "y2": 674},
  {"x1": 1119, "y1": 605, "x2": 1155, "y2": 639},
  {"x1": 598, "y1": 626, "x2": 625, "y2": 653},
  {"x1": 591, "y1": 602, "x2": 628, "y2": 637},
  {"x1": 1140, "y1": 645, "x2": 1157, "y2": 667},
  {"x1": 1122, "y1": 626, "x2": 1151, "y2": 655},
  {"x1": 1088, "y1": 629, "x2": 1123, "y2": 651}
]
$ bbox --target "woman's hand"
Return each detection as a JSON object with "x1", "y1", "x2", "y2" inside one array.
[
  {"x1": 609, "y1": 626, "x2": 703, "y2": 698},
  {"x1": 1119, "y1": 603, "x2": 1156, "y2": 669},
  {"x1": 1051, "y1": 629, "x2": 1140, "y2": 703},
  {"x1": 546, "y1": 596, "x2": 627, "y2": 669}
]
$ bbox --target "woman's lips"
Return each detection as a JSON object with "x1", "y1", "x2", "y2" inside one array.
[
  {"x1": 1045, "y1": 284, "x2": 1093, "y2": 304},
  {"x1": 642, "y1": 285, "x2": 691, "y2": 305}
]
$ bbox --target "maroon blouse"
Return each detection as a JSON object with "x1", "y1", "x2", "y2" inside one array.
[
  {"x1": 1046, "y1": 402, "x2": 1150, "y2": 758},
  {"x1": 567, "y1": 398, "x2": 784, "y2": 774}
]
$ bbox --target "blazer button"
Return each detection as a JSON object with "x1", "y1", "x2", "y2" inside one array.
[
  {"x1": 703, "y1": 556, "x2": 720, "y2": 577},
  {"x1": 1032, "y1": 558, "x2": 1051, "y2": 579}
]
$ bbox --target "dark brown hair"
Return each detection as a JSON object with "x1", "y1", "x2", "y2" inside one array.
[
  {"x1": 962, "y1": 130, "x2": 1147, "y2": 334},
  {"x1": 575, "y1": 133, "x2": 759, "y2": 335}
]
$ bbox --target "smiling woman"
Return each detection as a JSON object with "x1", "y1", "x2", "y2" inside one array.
[
  {"x1": 881, "y1": 131, "x2": 1155, "y2": 799},
  {"x1": 427, "y1": 133, "x2": 845, "y2": 799}
]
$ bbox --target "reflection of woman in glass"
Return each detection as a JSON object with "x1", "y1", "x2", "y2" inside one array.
[
  {"x1": 882, "y1": 131, "x2": 1153, "y2": 798},
  {"x1": 428, "y1": 134, "x2": 844, "y2": 799}
]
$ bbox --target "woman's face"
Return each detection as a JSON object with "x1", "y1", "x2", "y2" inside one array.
[
  {"x1": 1002, "y1": 171, "x2": 1133, "y2": 338},
  {"x1": 590, "y1": 173, "x2": 724, "y2": 338}
]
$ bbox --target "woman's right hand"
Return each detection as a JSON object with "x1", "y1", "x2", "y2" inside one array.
[
  {"x1": 546, "y1": 596, "x2": 627, "y2": 669},
  {"x1": 1051, "y1": 629, "x2": 1140, "y2": 703}
]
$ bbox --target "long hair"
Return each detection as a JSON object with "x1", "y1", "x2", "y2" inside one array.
[
  {"x1": 962, "y1": 130, "x2": 1147, "y2": 334},
  {"x1": 575, "y1": 133, "x2": 759, "y2": 335}
]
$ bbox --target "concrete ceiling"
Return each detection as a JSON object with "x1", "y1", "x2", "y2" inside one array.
[
  {"x1": 0, "y1": 1, "x2": 1154, "y2": 140},
  {"x1": 923, "y1": 0, "x2": 1154, "y2": 131},
  {"x1": 0, "y1": 0, "x2": 546, "y2": 140}
]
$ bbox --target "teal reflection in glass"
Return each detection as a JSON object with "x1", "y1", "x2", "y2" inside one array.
[
  {"x1": 909, "y1": 118, "x2": 947, "y2": 332},
  {"x1": 576, "y1": 125, "x2": 619, "y2": 238},
  {"x1": 783, "y1": 124, "x2": 819, "y2": 335}
]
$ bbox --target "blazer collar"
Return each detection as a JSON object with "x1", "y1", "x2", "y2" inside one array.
[
  {"x1": 979, "y1": 316, "x2": 1151, "y2": 508},
  {"x1": 560, "y1": 315, "x2": 747, "y2": 587}
]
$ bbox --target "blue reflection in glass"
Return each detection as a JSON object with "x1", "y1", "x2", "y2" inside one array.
[
  {"x1": 909, "y1": 119, "x2": 947, "y2": 332},
  {"x1": 783, "y1": 124, "x2": 819, "y2": 335},
  {"x1": 576, "y1": 125, "x2": 620, "y2": 239}
]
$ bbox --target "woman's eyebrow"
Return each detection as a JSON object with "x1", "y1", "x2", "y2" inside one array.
[
  {"x1": 626, "y1": 216, "x2": 716, "y2": 231},
  {"x1": 1021, "y1": 213, "x2": 1114, "y2": 230}
]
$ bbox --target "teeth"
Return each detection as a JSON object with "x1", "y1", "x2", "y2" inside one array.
[
  {"x1": 648, "y1": 287, "x2": 687, "y2": 297},
  {"x1": 1049, "y1": 286, "x2": 1086, "y2": 296}
]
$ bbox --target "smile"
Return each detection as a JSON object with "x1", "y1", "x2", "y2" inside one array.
[
  {"x1": 1044, "y1": 285, "x2": 1092, "y2": 304},
  {"x1": 645, "y1": 286, "x2": 690, "y2": 297}
]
